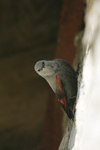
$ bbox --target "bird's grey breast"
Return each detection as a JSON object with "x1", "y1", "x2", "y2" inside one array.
[{"x1": 45, "y1": 75, "x2": 57, "y2": 93}]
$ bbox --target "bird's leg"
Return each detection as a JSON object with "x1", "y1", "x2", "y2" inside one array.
[
  {"x1": 76, "y1": 62, "x2": 81, "y2": 75},
  {"x1": 68, "y1": 96, "x2": 76, "y2": 119}
]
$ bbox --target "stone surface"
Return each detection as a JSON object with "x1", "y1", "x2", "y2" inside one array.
[{"x1": 58, "y1": 120, "x2": 73, "y2": 150}]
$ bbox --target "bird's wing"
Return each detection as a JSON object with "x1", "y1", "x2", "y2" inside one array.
[
  {"x1": 55, "y1": 75, "x2": 67, "y2": 109},
  {"x1": 56, "y1": 75, "x2": 75, "y2": 120}
]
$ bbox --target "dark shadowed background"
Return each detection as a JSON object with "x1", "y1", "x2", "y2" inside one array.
[{"x1": 0, "y1": 1, "x2": 62, "y2": 150}]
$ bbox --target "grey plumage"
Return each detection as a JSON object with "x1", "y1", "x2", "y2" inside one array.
[{"x1": 34, "y1": 59, "x2": 77, "y2": 119}]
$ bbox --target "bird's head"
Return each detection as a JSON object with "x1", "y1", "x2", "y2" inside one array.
[{"x1": 34, "y1": 60, "x2": 58, "y2": 78}]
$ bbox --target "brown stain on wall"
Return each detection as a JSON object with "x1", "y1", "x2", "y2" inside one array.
[
  {"x1": 42, "y1": 0, "x2": 85, "y2": 150},
  {"x1": 56, "y1": 0, "x2": 85, "y2": 63}
]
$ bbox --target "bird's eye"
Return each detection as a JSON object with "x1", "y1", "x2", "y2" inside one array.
[
  {"x1": 42, "y1": 61, "x2": 45, "y2": 68},
  {"x1": 37, "y1": 62, "x2": 45, "y2": 72}
]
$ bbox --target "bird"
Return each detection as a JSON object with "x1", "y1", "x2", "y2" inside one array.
[{"x1": 34, "y1": 59, "x2": 77, "y2": 120}]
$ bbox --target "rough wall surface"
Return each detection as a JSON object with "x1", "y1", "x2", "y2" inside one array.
[{"x1": 73, "y1": 1, "x2": 100, "y2": 150}]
